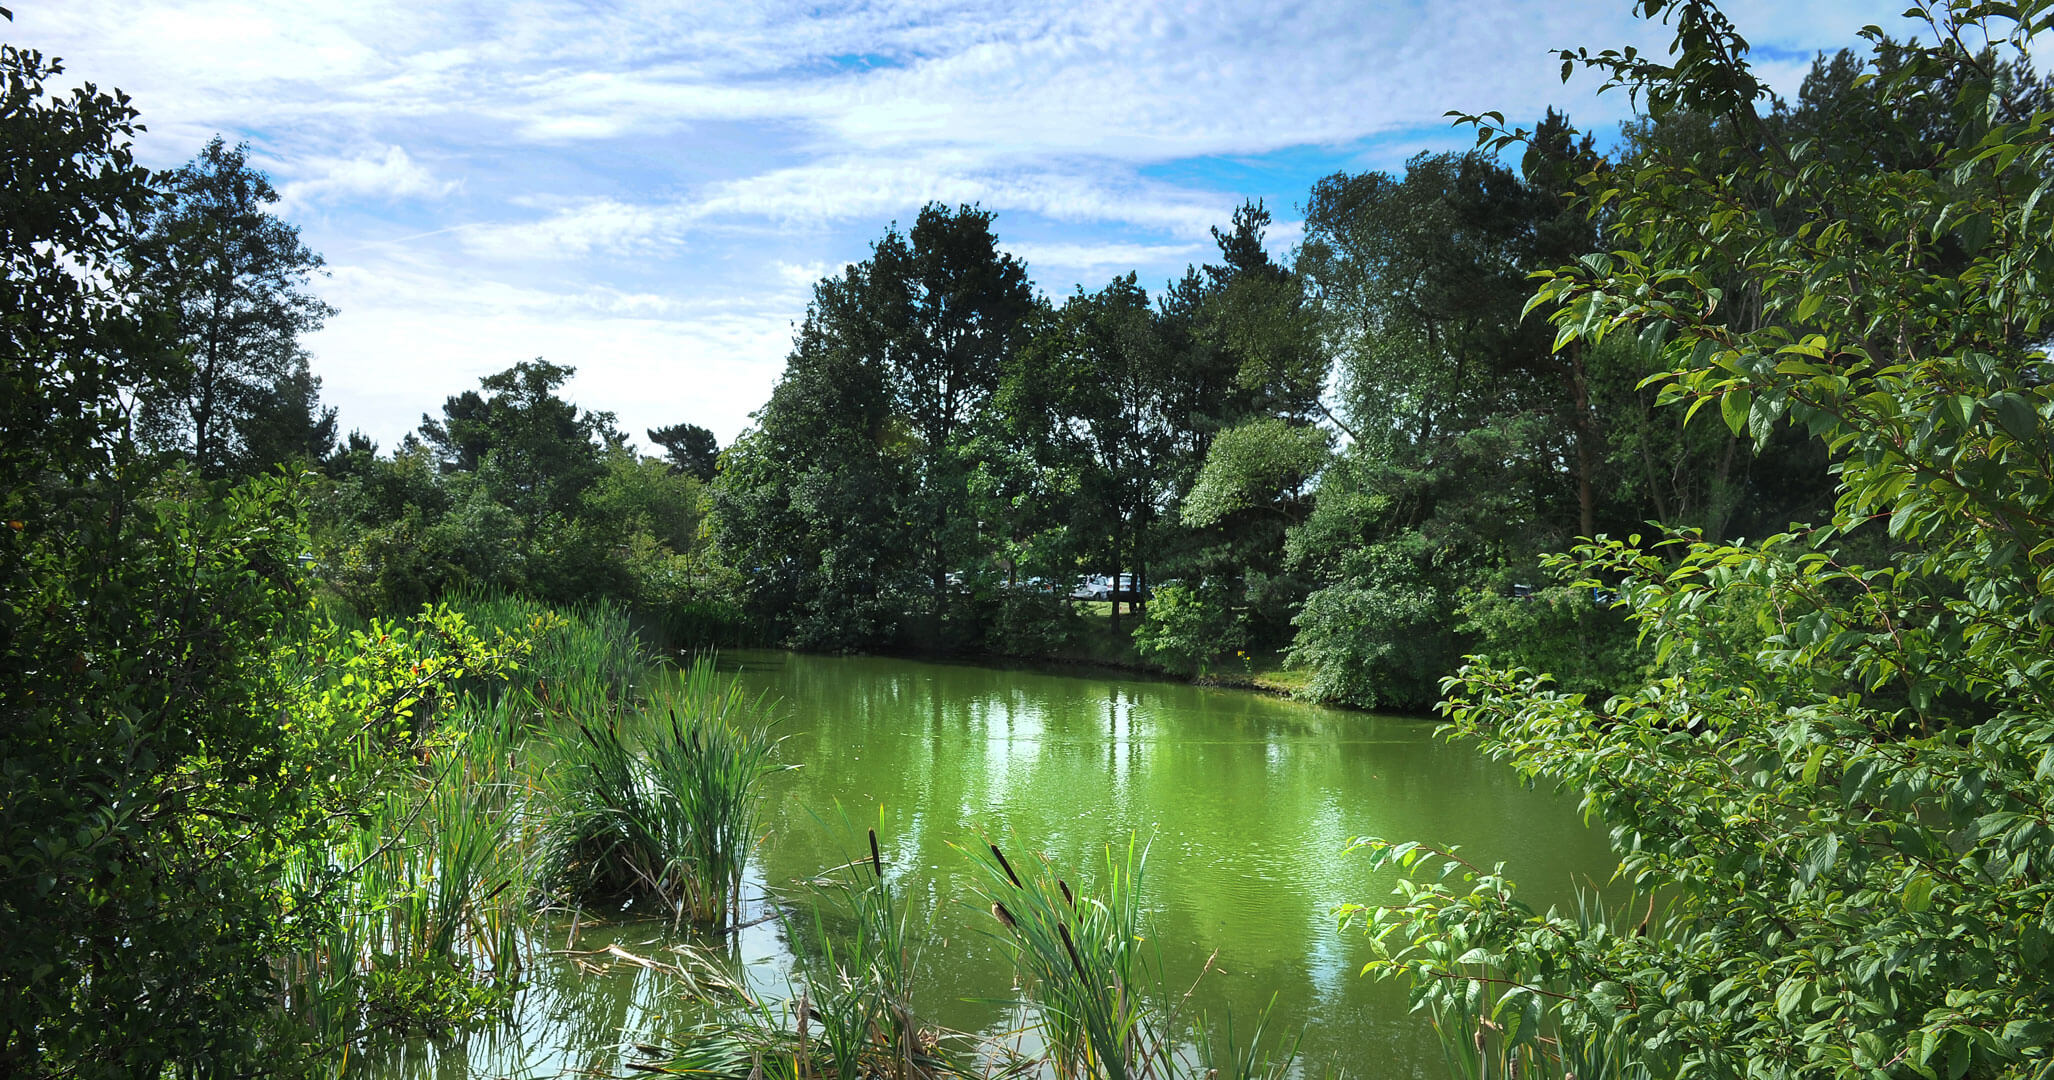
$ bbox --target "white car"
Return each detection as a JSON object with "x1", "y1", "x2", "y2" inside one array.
[{"x1": 1070, "y1": 574, "x2": 1141, "y2": 601}]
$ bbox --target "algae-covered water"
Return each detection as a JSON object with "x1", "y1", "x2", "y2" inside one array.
[{"x1": 352, "y1": 650, "x2": 1617, "y2": 1078}]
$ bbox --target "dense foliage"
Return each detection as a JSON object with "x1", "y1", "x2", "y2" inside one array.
[
  {"x1": 0, "y1": 34, "x2": 525, "y2": 1072},
  {"x1": 1347, "y1": 3, "x2": 2054, "y2": 1079},
  {"x1": 14, "y1": 0, "x2": 2054, "y2": 1074}
]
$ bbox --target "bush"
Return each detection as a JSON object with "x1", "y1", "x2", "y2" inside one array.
[
  {"x1": 1348, "y1": 7, "x2": 2054, "y2": 1078},
  {"x1": 1132, "y1": 581, "x2": 1246, "y2": 677},
  {"x1": 1286, "y1": 538, "x2": 1454, "y2": 710}
]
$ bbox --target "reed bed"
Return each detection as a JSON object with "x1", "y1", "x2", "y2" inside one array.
[
  {"x1": 274, "y1": 593, "x2": 672, "y2": 1052},
  {"x1": 538, "y1": 655, "x2": 782, "y2": 928},
  {"x1": 446, "y1": 589, "x2": 649, "y2": 705},
  {"x1": 635, "y1": 821, "x2": 967, "y2": 1080},
  {"x1": 281, "y1": 722, "x2": 535, "y2": 1046},
  {"x1": 634, "y1": 832, "x2": 1304, "y2": 1080},
  {"x1": 964, "y1": 838, "x2": 1301, "y2": 1080}
]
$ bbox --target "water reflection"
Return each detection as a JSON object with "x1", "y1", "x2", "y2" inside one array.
[{"x1": 351, "y1": 651, "x2": 1615, "y2": 1078}]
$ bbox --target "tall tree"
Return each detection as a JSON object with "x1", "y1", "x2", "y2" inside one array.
[
  {"x1": 712, "y1": 264, "x2": 917, "y2": 650},
  {"x1": 875, "y1": 204, "x2": 1038, "y2": 627},
  {"x1": 1010, "y1": 275, "x2": 1179, "y2": 635},
  {"x1": 418, "y1": 358, "x2": 620, "y2": 518},
  {"x1": 3, "y1": 35, "x2": 324, "y2": 1073},
  {"x1": 1160, "y1": 202, "x2": 1331, "y2": 644},
  {"x1": 131, "y1": 136, "x2": 336, "y2": 477},
  {"x1": 1358, "y1": 5, "x2": 2054, "y2": 1078},
  {"x1": 647, "y1": 422, "x2": 719, "y2": 480}
]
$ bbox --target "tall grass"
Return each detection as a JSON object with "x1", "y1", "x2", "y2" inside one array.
[
  {"x1": 446, "y1": 588, "x2": 650, "y2": 704},
  {"x1": 965, "y1": 837, "x2": 1301, "y2": 1080},
  {"x1": 281, "y1": 720, "x2": 535, "y2": 1047},
  {"x1": 784, "y1": 814, "x2": 935, "y2": 1079},
  {"x1": 635, "y1": 819, "x2": 961, "y2": 1080},
  {"x1": 539, "y1": 655, "x2": 781, "y2": 927},
  {"x1": 967, "y1": 838, "x2": 1160, "y2": 1080}
]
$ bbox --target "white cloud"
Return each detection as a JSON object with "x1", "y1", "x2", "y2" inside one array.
[
  {"x1": 455, "y1": 154, "x2": 1240, "y2": 262},
  {"x1": 26, "y1": 0, "x2": 1936, "y2": 445},
  {"x1": 310, "y1": 252, "x2": 800, "y2": 448},
  {"x1": 773, "y1": 260, "x2": 834, "y2": 288},
  {"x1": 276, "y1": 145, "x2": 457, "y2": 210},
  {"x1": 1008, "y1": 241, "x2": 1204, "y2": 279}
]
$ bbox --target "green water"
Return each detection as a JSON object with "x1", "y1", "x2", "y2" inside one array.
[{"x1": 354, "y1": 650, "x2": 1617, "y2": 1078}]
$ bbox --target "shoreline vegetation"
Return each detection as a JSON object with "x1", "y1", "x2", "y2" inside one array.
[
  {"x1": 303, "y1": 593, "x2": 1314, "y2": 1079},
  {"x1": 7, "y1": 2, "x2": 2054, "y2": 1078}
]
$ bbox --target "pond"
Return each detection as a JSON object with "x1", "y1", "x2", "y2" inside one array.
[{"x1": 352, "y1": 650, "x2": 1617, "y2": 1078}]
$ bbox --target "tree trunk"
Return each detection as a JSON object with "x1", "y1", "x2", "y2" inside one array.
[
  {"x1": 1108, "y1": 520, "x2": 1122, "y2": 637},
  {"x1": 1570, "y1": 344, "x2": 1598, "y2": 539}
]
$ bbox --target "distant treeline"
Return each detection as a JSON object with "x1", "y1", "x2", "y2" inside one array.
[{"x1": 75, "y1": 37, "x2": 2034, "y2": 713}]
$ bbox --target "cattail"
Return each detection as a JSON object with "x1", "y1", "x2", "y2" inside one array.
[
  {"x1": 1058, "y1": 879, "x2": 1075, "y2": 908},
  {"x1": 868, "y1": 828, "x2": 884, "y2": 878},
  {"x1": 990, "y1": 843, "x2": 1023, "y2": 887},
  {"x1": 1057, "y1": 922, "x2": 1087, "y2": 979},
  {"x1": 991, "y1": 901, "x2": 1016, "y2": 929}
]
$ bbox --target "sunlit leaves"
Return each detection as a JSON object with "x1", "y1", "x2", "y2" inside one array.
[{"x1": 1350, "y1": 3, "x2": 2054, "y2": 1079}]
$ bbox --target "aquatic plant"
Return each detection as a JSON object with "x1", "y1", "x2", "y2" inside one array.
[
  {"x1": 280, "y1": 726, "x2": 536, "y2": 1049},
  {"x1": 965, "y1": 838, "x2": 1301, "y2": 1080},
  {"x1": 634, "y1": 821, "x2": 964, "y2": 1080},
  {"x1": 446, "y1": 588, "x2": 650, "y2": 707},
  {"x1": 539, "y1": 655, "x2": 780, "y2": 927},
  {"x1": 967, "y1": 838, "x2": 1160, "y2": 1080}
]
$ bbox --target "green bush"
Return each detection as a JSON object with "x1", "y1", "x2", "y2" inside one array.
[
  {"x1": 1286, "y1": 538, "x2": 1454, "y2": 710},
  {"x1": 1453, "y1": 572, "x2": 1642, "y2": 701},
  {"x1": 1348, "y1": 6, "x2": 2054, "y2": 1078},
  {"x1": 1132, "y1": 581, "x2": 1246, "y2": 677}
]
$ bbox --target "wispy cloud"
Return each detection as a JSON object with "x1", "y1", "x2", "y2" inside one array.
[{"x1": 24, "y1": 0, "x2": 1926, "y2": 447}]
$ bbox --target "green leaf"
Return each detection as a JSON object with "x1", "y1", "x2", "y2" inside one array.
[
  {"x1": 1721, "y1": 389, "x2": 1754, "y2": 437},
  {"x1": 1776, "y1": 976, "x2": 1807, "y2": 1018},
  {"x1": 1901, "y1": 872, "x2": 1936, "y2": 913},
  {"x1": 1801, "y1": 832, "x2": 1841, "y2": 883},
  {"x1": 1991, "y1": 392, "x2": 2039, "y2": 442}
]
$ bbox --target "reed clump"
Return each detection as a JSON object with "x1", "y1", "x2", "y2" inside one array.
[
  {"x1": 446, "y1": 589, "x2": 648, "y2": 708},
  {"x1": 965, "y1": 837, "x2": 1300, "y2": 1080},
  {"x1": 636, "y1": 820, "x2": 965, "y2": 1080},
  {"x1": 281, "y1": 720, "x2": 534, "y2": 1046},
  {"x1": 539, "y1": 655, "x2": 781, "y2": 928}
]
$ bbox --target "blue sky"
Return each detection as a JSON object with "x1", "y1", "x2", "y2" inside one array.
[{"x1": 20, "y1": 1, "x2": 1923, "y2": 451}]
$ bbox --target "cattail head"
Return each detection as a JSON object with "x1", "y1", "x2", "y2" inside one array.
[
  {"x1": 991, "y1": 901, "x2": 1016, "y2": 929},
  {"x1": 1058, "y1": 879, "x2": 1075, "y2": 908},
  {"x1": 990, "y1": 843, "x2": 1023, "y2": 887},
  {"x1": 868, "y1": 828, "x2": 884, "y2": 878},
  {"x1": 1057, "y1": 922, "x2": 1087, "y2": 979}
]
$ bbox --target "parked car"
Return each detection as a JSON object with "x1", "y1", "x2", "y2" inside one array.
[{"x1": 1070, "y1": 574, "x2": 1147, "y2": 602}]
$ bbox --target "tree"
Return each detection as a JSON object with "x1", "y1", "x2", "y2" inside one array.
[
  {"x1": 131, "y1": 136, "x2": 336, "y2": 477},
  {"x1": 1154, "y1": 203, "x2": 1331, "y2": 649},
  {"x1": 419, "y1": 358, "x2": 620, "y2": 518},
  {"x1": 648, "y1": 422, "x2": 720, "y2": 480},
  {"x1": 710, "y1": 207, "x2": 1036, "y2": 649},
  {"x1": 1348, "y1": 4, "x2": 2054, "y2": 1078},
  {"x1": 875, "y1": 204, "x2": 1038, "y2": 628},
  {"x1": 5, "y1": 34, "x2": 331, "y2": 1074},
  {"x1": 1284, "y1": 152, "x2": 1577, "y2": 707},
  {"x1": 711, "y1": 263, "x2": 919, "y2": 650},
  {"x1": 1010, "y1": 275, "x2": 1179, "y2": 635}
]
